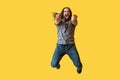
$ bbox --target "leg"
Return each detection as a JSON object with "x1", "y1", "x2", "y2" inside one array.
[
  {"x1": 67, "y1": 44, "x2": 82, "y2": 73},
  {"x1": 51, "y1": 44, "x2": 65, "y2": 69}
]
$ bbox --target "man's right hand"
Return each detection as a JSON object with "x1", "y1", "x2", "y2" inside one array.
[
  {"x1": 54, "y1": 13, "x2": 61, "y2": 25},
  {"x1": 55, "y1": 13, "x2": 61, "y2": 19}
]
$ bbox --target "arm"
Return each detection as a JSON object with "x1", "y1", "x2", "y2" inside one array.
[
  {"x1": 54, "y1": 13, "x2": 62, "y2": 25},
  {"x1": 71, "y1": 15, "x2": 78, "y2": 26}
]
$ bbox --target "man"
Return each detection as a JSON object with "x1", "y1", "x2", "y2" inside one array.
[{"x1": 51, "y1": 7, "x2": 82, "y2": 74}]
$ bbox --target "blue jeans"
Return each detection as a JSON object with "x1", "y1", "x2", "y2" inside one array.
[{"x1": 51, "y1": 44, "x2": 82, "y2": 69}]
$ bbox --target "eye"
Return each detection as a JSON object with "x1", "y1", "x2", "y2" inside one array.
[{"x1": 64, "y1": 11, "x2": 67, "y2": 12}]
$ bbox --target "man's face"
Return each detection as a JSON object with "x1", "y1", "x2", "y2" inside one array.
[{"x1": 63, "y1": 8, "x2": 70, "y2": 19}]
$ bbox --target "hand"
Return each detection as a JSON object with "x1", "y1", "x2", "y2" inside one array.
[
  {"x1": 71, "y1": 14, "x2": 78, "y2": 25},
  {"x1": 55, "y1": 13, "x2": 61, "y2": 19},
  {"x1": 52, "y1": 12, "x2": 59, "y2": 18},
  {"x1": 54, "y1": 13, "x2": 61, "y2": 25},
  {"x1": 72, "y1": 15, "x2": 78, "y2": 19}
]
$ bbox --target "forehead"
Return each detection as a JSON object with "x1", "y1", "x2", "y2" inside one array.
[{"x1": 64, "y1": 8, "x2": 70, "y2": 12}]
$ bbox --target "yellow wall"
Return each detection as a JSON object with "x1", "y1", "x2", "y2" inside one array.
[{"x1": 0, "y1": 0, "x2": 120, "y2": 80}]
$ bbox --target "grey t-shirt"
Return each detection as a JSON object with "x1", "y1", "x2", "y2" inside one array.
[{"x1": 56, "y1": 19, "x2": 76, "y2": 44}]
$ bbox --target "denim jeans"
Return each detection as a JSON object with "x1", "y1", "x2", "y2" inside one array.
[{"x1": 51, "y1": 44, "x2": 82, "y2": 69}]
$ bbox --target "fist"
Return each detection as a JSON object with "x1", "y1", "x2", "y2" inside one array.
[
  {"x1": 55, "y1": 13, "x2": 61, "y2": 19},
  {"x1": 52, "y1": 12, "x2": 61, "y2": 18},
  {"x1": 52, "y1": 12, "x2": 58, "y2": 18},
  {"x1": 72, "y1": 15, "x2": 78, "y2": 19}
]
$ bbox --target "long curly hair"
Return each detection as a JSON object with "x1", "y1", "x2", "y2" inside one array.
[
  {"x1": 52, "y1": 7, "x2": 72, "y2": 21},
  {"x1": 60, "y1": 7, "x2": 72, "y2": 21}
]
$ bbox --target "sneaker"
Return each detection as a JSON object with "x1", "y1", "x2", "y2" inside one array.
[
  {"x1": 77, "y1": 66, "x2": 82, "y2": 73},
  {"x1": 56, "y1": 64, "x2": 60, "y2": 69}
]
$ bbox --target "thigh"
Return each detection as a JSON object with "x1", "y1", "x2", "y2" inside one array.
[
  {"x1": 51, "y1": 44, "x2": 65, "y2": 65},
  {"x1": 53, "y1": 44, "x2": 65, "y2": 57},
  {"x1": 67, "y1": 44, "x2": 81, "y2": 67}
]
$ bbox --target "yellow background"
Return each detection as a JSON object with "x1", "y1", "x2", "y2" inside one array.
[{"x1": 0, "y1": 0, "x2": 120, "y2": 80}]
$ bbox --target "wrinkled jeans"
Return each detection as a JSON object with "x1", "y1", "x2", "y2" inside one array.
[{"x1": 51, "y1": 44, "x2": 82, "y2": 69}]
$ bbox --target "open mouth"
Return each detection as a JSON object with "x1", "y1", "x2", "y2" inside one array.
[{"x1": 65, "y1": 14, "x2": 69, "y2": 18}]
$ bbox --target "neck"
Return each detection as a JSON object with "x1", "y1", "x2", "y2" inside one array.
[{"x1": 64, "y1": 18, "x2": 70, "y2": 22}]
